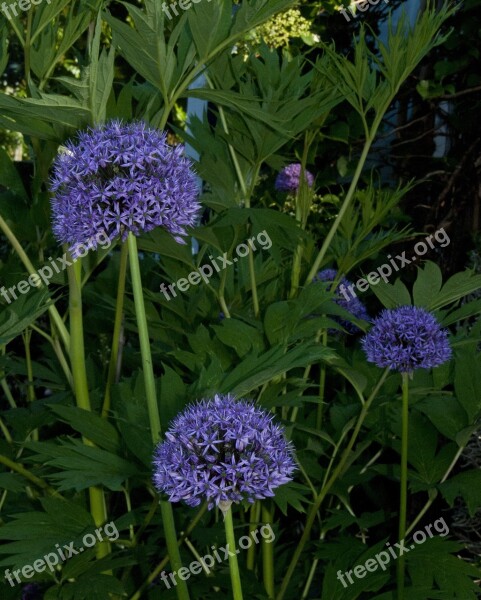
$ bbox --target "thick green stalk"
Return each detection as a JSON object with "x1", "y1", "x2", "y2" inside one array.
[
  {"x1": 129, "y1": 503, "x2": 207, "y2": 600},
  {"x1": 67, "y1": 260, "x2": 110, "y2": 560},
  {"x1": 0, "y1": 214, "x2": 70, "y2": 350},
  {"x1": 316, "y1": 329, "x2": 328, "y2": 430},
  {"x1": 126, "y1": 234, "x2": 162, "y2": 440},
  {"x1": 262, "y1": 503, "x2": 275, "y2": 599},
  {"x1": 246, "y1": 501, "x2": 261, "y2": 570},
  {"x1": 102, "y1": 242, "x2": 129, "y2": 418},
  {"x1": 397, "y1": 373, "x2": 410, "y2": 600},
  {"x1": 276, "y1": 368, "x2": 389, "y2": 600},
  {"x1": 127, "y1": 232, "x2": 190, "y2": 600},
  {"x1": 224, "y1": 506, "x2": 244, "y2": 600}
]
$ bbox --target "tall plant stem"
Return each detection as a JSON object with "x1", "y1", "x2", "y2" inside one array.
[
  {"x1": 224, "y1": 506, "x2": 244, "y2": 600},
  {"x1": 262, "y1": 502, "x2": 275, "y2": 599},
  {"x1": 397, "y1": 373, "x2": 410, "y2": 600},
  {"x1": 213, "y1": 95, "x2": 260, "y2": 317},
  {"x1": 129, "y1": 503, "x2": 207, "y2": 600},
  {"x1": 305, "y1": 135, "x2": 373, "y2": 284},
  {"x1": 67, "y1": 260, "x2": 110, "y2": 560},
  {"x1": 102, "y1": 243, "x2": 129, "y2": 418},
  {"x1": 316, "y1": 329, "x2": 328, "y2": 430},
  {"x1": 276, "y1": 368, "x2": 389, "y2": 600},
  {"x1": 0, "y1": 214, "x2": 70, "y2": 350},
  {"x1": 127, "y1": 232, "x2": 190, "y2": 600},
  {"x1": 0, "y1": 453, "x2": 63, "y2": 497},
  {"x1": 289, "y1": 131, "x2": 314, "y2": 299},
  {"x1": 246, "y1": 501, "x2": 261, "y2": 570}
]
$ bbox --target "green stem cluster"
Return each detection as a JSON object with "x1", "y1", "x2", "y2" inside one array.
[
  {"x1": 276, "y1": 368, "x2": 389, "y2": 600},
  {"x1": 68, "y1": 260, "x2": 110, "y2": 560},
  {"x1": 127, "y1": 232, "x2": 190, "y2": 600},
  {"x1": 397, "y1": 373, "x2": 410, "y2": 600},
  {"x1": 224, "y1": 506, "x2": 244, "y2": 600}
]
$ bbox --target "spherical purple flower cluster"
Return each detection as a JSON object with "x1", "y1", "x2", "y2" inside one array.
[
  {"x1": 362, "y1": 305, "x2": 452, "y2": 373},
  {"x1": 316, "y1": 268, "x2": 369, "y2": 333},
  {"x1": 153, "y1": 394, "x2": 296, "y2": 510},
  {"x1": 50, "y1": 120, "x2": 200, "y2": 254},
  {"x1": 275, "y1": 163, "x2": 314, "y2": 192}
]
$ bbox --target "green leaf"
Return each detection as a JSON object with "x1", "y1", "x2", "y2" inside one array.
[
  {"x1": 429, "y1": 269, "x2": 481, "y2": 310},
  {"x1": 47, "y1": 405, "x2": 121, "y2": 454},
  {"x1": 53, "y1": 574, "x2": 126, "y2": 600},
  {"x1": 25, "y1": 439, "x2": 138, "y2": 491},
  {"x1": 88, "y1": 13, "x2": 115, "y2": 124},
  {"x1": 413, "y1": 262, "x2": 443, "y2": 307},
  {"x1": 439, "y1": 470, "x2": 481, "y2": 516},
  {"x1": 0, "y1": 498, "x2": 94, "y2": 570},
  {"x1": 415, "y1": 395, "x2": 468, "y2": 443},
  {"x1": 407, "y1": 537, "x2": 479, "y2": 599},
  {"x1": 370, "y1": 278, "x2": 411, "y2": 308},
  {"x1": 219, "y1": 344, "x2": 336, "y2": 397},
  {"x1": 212, "y1": 319, "x2": 264, "y2": 358},
  {"x1": 273, "y1": 482, "x2": 310, "y2": 516},
  {"x1": 454, "y1": 344, "x2": 481, "y2": 421},
  {"x1": 0, "y1": 146, "x2": 28, "y2": 200},
  {"x1": 0, "y1": 288, "x2": 52, "y2": 345}
]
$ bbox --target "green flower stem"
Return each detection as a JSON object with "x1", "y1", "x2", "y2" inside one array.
[
  {"x1": 316, "y1": 329, "x2": 328, "y2": 430},
  {"x1": 224, "y1": 506, "x2": 244, "y2": 600},
  {"x1": 127, "y1": 232, "x2": 190, "y2": 600},
  {"x1": 305, "y1": 136, "x2": 373, "y2": 284},
  {"x1": 23, "y1": 329, "x2": 38, "y2": 441},
  {"x1": 30, "y1": 324, "x2": 73, "y2": 387},
  {"x1": 262, "y1": 503, "x2": 275, "y2": 599},
  {"x1": 406, "y1": 445, "x2": 464, "y2": 537},
  {"x1": 0, "y1": 453, "x2": 63, "y2": 498},
  {"x1": 289, "y1": 132, "x2": 314, "y2": 299},
  {"x1": 246, "y1": 501, "x2": 261, "y2": 570},
  {"x1": 397, "y1": 373, "x2": 410, "y2": 600},
  {"x1": 0, "y1": 417, "x2": 13, "y2": 443},
  {"x1": 212, "y1": 91, "x2": 260, "y2": 317},
  {"x1": 129, "y1": 503, "x2": 207, "y2": 600},
  {"x1": 102, "y1": 242, "x2": 129, "y2": 418},
  {"x1": 277, "y1": 368, "x2": 390, "y2": 600},
  {"x1": 67, "y1": 260, "x2": 110, "y2": 561},
  {"x1": 126, "y1": 233, "x2": 162, "y2": 441},
  {"x1": 0, "y1": 214, "x2": 70, "y2": 350}
]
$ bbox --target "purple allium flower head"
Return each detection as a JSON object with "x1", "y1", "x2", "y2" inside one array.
[
  {"x1": 153, "y1": 394, "x2": 296, "y2": 510},
  {"x1": 362, "y1": 305, "x2": 452, "y2": 373},
  {"x1": 316, "y1": 268, "x2": 369, "y2": 333},
  {"x1": 50, "y1": 120, "x2": 200, "y2": 256},
  {"x1": 275, "y1": 163, "x2": 314, "y2": 192}
]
